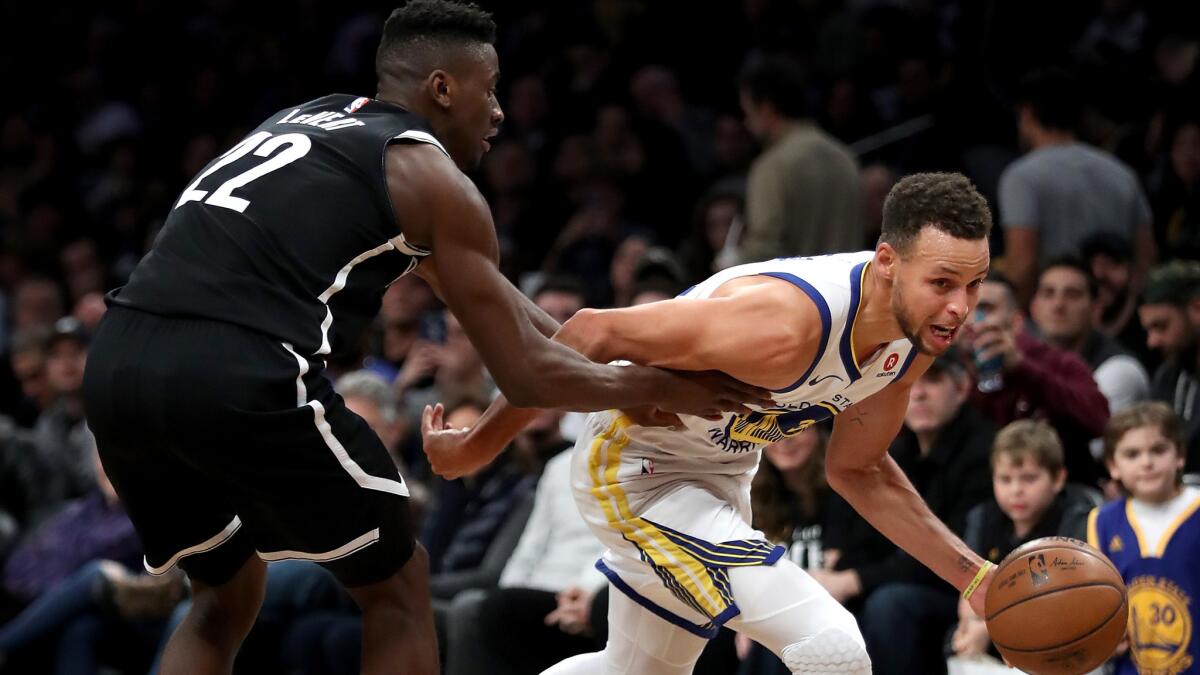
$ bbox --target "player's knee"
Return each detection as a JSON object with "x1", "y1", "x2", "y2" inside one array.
[{"x1": 781, "y1": 627, "x2": 872, "y2": 675}]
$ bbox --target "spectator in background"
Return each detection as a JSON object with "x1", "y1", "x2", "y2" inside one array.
[
  {"x1": 335, "y1": 370, "x2": 429, "y2": 518},
  {"x1": 1089, "y1": 402, "x2": 1200, "y2": 675},
  {"x1": 0, "y1": 448, "x2": 177, "y2": 675},
  {"x1": 398, "y1": 310, "x2": 495, "y2": 436},
  {"x1": 58, "y1": 239, "x2": 106, "y2": 305},
  {"x1": 626, "y1": 246, "x2": 687, "y2": 307},
  {"x1": 1030, "y1": 257, "x2": 1150, "y2": 413},
  {"x1": 845, "y1": 349, "x2": 994, "y2": 675},
  {"x1": 11, "y1": 277, "x2": 62, "y2": 336},
  {"x1": 1147, "y1": 116, "x2": 1200, "y2": 260},
  {"x1": 0, "y1": 419, "x2": 48, "y2": 570},
  {"x1": 443, "y1": 411, "x2": 600, "y2": 675},
  {"x1": 530, "y1": 275, "x2": 586, "y2": 326},
  {"x1": 679, "y1": 179, "x2": 745, "y2": 282},
  {"x1": 999, "y1": 68, "x2": 1155, "y2": 305},
  {"x1": 419, "y1": 400, "x2": 536, "y2": 604},
  {"x1": 949, "y1": 420, "x2": 1094, "y2": 667},
  {"x1": 6, "y1": 328, "x2": 52, "y2": 428},
  {"x1": 735, "y1": 54, "x2": 864, "y2": 264},
  {"x1": 367, "y1": 273, "x2": 440, "y2": 385},
  {"x1": 1138, "y1": 261, "x2": 1200, "y2": 470},
  {"x1": 32, "y1": 318, "x2": 95, "y2": 505},
  {"x1": 629, "y1": 65, "x2": 718, "y2": 180},
  {"x1": 966, "y1": 274, "x2": 1110, "y2": 485},
  {"x1": 1081, "y1": 232, "x2": 1154, "y2": 367}
]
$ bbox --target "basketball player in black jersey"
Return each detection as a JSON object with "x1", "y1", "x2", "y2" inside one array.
[{"x1": 80, "y1": 2, "x2": 766, "y2": 673}]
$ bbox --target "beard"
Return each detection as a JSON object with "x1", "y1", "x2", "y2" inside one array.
[{"x1": 892, "y1": 284, "x2": 936, "y2": 355}]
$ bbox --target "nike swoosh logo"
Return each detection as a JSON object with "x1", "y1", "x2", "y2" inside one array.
[{"x1": 808, "y1": 374, "x2": 845, "y2": 386}]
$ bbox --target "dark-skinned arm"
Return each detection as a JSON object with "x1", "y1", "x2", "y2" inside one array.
[
  {"x1": 423, "y1": 277, "x2": 816, "y2": 478},
  {"x1": 418, "y1": 263, "x2": 561, "y2": 339},
  {"x1": 388, "y1": 143, "x2": 764, "y2": 413}
]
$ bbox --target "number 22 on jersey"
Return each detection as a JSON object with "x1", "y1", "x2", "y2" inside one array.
[{"x1": 175, "y1": 131, "x2": 312, "y2": 213}]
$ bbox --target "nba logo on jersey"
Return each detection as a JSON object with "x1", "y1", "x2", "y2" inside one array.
[{"x1": 344, "y1": 97, "x2": 370, "y2": 114}]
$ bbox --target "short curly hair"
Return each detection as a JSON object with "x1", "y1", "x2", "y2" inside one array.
[
  {"x1": 376, "y1": 0, "x2": 496, "y2": 74},
  {"x1": 880, "y1": 172, "x2": 992, "y2": 255}
]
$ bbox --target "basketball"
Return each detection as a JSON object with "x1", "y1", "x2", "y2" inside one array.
[{"x1": 984, "y1": 537, "x2": 1128, "y2": 674}]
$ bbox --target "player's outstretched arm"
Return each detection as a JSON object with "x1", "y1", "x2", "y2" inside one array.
[
  {"x1": 825, "y1": 360, "x2": 994, "y2": 616},
  {"x1": 422, "y1": 277, "x2": 819, "y2": 478},
  {"x1": 386, "y1": 144, "x2": 764, "y2": 415}
]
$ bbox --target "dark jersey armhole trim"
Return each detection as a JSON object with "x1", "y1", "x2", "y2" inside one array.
[
  {"x1": 380, "y1": 132, "x2": 449, "y2": 254},
  {"x1": 759, "y1": 272, "x2": 831, "y2": 393}
]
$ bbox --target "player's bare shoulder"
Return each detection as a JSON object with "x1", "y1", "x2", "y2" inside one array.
[
  {"x1": 384, "y1": 141, "x2": 490, "y2": 251},
  {"x1": 712, "y1": 275, "x2": 823, "y2": 338},
  {"x1": 708, "y1": 274, "x2": 826, "y2": 389}
]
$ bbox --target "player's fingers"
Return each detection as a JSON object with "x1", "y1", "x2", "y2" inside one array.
[
  {"x1": 431, "y1": 402, "x2": 444, "y2": 429},
  {"x1": 421, "y1": 404, "x2": 433, "y2": 432},
  {"x1": 720, "y1": 401, "x2": 753, "y2": 415}
]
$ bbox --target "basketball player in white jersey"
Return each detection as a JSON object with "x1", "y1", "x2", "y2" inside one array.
[{"x1": 422, "y1": 172, "x2": 998, "y2": 674}]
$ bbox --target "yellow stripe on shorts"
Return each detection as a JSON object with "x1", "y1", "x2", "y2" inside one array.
[{"x1": 587, "y1": 415, "x2": 730, "y2": 619}]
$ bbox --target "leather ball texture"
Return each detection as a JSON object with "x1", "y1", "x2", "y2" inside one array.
[{"x1": 984, "y1": 537, "x2": 1128, "y2": 675}]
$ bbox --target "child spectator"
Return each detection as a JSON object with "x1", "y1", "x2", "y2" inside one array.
[
  {"x1": 1089, "y1": 402, "x2": 1200, "y2": 675},
  {"x1": 950, "y1": 420, "x2": 1095, "y2": 664}
]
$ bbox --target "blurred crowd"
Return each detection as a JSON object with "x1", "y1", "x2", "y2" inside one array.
[{"x1": 1, "y1": 0, "x2": 1199, "y2": 673}]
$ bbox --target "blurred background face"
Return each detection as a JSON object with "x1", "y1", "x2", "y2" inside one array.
[
  {"x1": 534, "y1": 289, "x2": 584, "y2": 325},
  {"x1": 1031, "y1": 266, "x2": 1093, "y2": 345},
  {"x1": 45, "y1": 339, "x2": 87, "y2": 398},
  {"x1": 1089, "y1": 253, "x2": 1131, "y2": 310},
  {"x1": 343, "y1": 395, "x2": 399, "y2": 452},
  {"x1": 763, "y1": 427, "x2": 821, "y2": 474},
  {"x1": 738, "y1": 91, "x2": 769, "y2": 141},
  {"x1": 1139, "y1": 303, "x2": 1194, "y2": 358},
  {"x1": 1016, "y1": 104, "x2": 1039, "y2": 150},
  {"x1": 445, "y1": 404, "x2": 483, "y2": 431},
  {"x1": 703, "y1": 197, "x2": 739, "y2": 253},
  {"x1": 905, "y1": 368, "x2": 968, "y2": 435},
  {"x1": 992, "y1": 455, "x2": 1063, "y2": 526},
  {"x1": 440, "y1": 310, "x2": 482, "y2": 377},
  {"x1": 11, "y1": 344, "x2": 49, "y2": 407},
  {"x1": 1109, "y1": 424, "x2": 1184, "y2": 503},
  {"x1": 14, "y1": 279, "x2": 63, "y2": 332},
  {"x1": 1171, "y1": 122, "x2": 1200, "y2": 186}
]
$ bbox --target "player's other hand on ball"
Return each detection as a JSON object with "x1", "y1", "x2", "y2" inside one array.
[
  {"x1": 421, "y1": 403, "x2": 477, "y2": 480},
  {"x1": 952, "y1": 597, "x2": 992, "y2": 658}
]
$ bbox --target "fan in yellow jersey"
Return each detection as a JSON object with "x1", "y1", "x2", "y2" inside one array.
[{"x1": 423, "y1": 172, "x2": 998, "y2": 675}]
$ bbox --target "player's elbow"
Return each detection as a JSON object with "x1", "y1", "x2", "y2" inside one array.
[
  {"x1": 498, "y1": 378, "x2": 540, "y2": 409},
  {"x1": 825, "y1": 455, "x2": 880, "y2": 495}
]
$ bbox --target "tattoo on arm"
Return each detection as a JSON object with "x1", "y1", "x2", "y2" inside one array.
[
  {"x1": 957, "y1": 556, "x2": 974, "y2": 573},
  {"x1": 848, "y1": 410, "x2": 868, "y2": 427}
]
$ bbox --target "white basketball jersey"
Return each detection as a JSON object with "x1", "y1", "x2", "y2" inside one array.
[{"x1": 597, "y1": 251, "x2": 919, "y2": 479}]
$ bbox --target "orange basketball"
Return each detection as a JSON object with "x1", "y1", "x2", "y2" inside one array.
[{"x1": 984, "y1": 537, "x2": 1128, "y2": 675}]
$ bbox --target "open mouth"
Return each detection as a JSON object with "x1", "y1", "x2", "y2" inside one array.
[{"x1": 928, "y1": 324, "x2": 958, "y2": 346}]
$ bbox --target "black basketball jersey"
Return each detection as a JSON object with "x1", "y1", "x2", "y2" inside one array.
[{"x1": 111, "y1": 94, "x2": 444, "y2": 359}]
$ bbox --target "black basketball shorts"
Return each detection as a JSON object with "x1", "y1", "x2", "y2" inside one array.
[{"x1": 82, "y1": 306, "x2": 415, "y2": 587}]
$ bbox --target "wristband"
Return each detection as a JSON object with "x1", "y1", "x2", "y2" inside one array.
[{"x1": 962, "y1": 561, "x2": 995, "y2": 602}]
